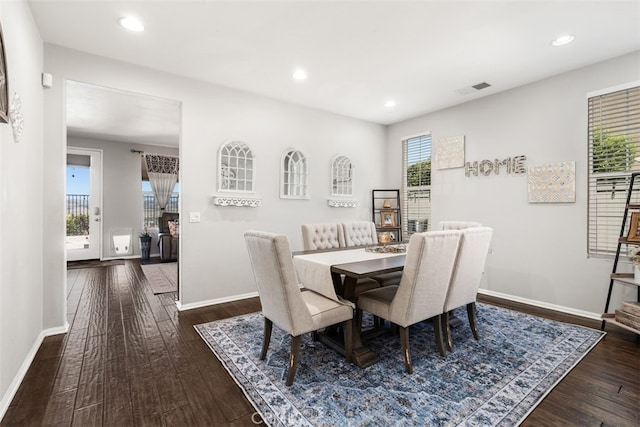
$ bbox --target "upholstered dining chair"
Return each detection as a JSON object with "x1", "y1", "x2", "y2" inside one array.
[
  {"x1": 356, "y1": 230, "x2": 462, "y2": 373},
  {"x1": 439, "y1": 221, "x2": 482, "y2": 230},
  {"x1": 301, "y1": 222, "x2": 379, "y2": 296},
  {"x1": 244, "y1": 230, "x2": 354, "y2": 386},
  {"x1": 301, "y1": 222, "x2": 345, "y2": 250},
  {"x1": 342, "y1": 221, "x2": 379, "y2": 246},
  {"x1": 442, "y1": 227, "x2": 493, "y2": 351}
]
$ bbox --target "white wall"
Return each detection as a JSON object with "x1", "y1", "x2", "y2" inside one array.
[
  {"x1": 0, "y1": 0, "x2": 45, "y2": 417},
  {"x1": 67, "y1": 136, "x2": 178, "y2": 258},
  {"x1": 44, "y1": 45, "x2": 387, "y2": 310},
  {"x1": 386, "y1": 51, "x2": 640, "y2": 316}
]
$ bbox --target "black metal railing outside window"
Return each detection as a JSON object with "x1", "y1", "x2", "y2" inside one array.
[
  {"x1": 144, "y1": 193, "x2": 179, "y2": 228},
  {"x1": 66, "y1": 194, "x2": 90, "y2": 236}
]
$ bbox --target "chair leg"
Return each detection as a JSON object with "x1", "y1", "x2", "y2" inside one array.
[
  {"x1": 285, "y1": 335, "x2": 302, "y2": 386},
  {"x1": 343, "y1": 319, "x2": 353, "y2": 363},
  {"x1": 467, "y1": 302, "x2": 479, "y2": 340},
  {"x1": 442, "y1": 311, "x2": 453, "y2": 352},
  {"x1": 433, "y1": 315, "x2": 446, "y2": 357},
  {"x1": 260, "y1": 317, "x2": 273, "y2": 360},
  {"x1": 399, "y1": 326, "x2": 413, "y2": 374}
]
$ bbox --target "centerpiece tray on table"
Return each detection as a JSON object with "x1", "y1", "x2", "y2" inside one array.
[{"x1": 365, "y1": 244, "x2": 406, "y2": 253}]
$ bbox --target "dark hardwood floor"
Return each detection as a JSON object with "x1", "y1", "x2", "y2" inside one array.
[{"x1": 1, "y1": 260, "x2": 638, "y2": 426}]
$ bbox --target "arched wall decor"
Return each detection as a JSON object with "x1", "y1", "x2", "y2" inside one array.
[
  {"x1": 328, "y1": 155, "x2": 359, "y2": 207},
  {"x1": 217, "y1": 140, "x2": 254, "y2": 192},
  {"x1": 213, "y1": 140, "x2": 262, "y2": 207},
  {"x1": 280, "y1": 148, "x2": 309, "y2": 199}
]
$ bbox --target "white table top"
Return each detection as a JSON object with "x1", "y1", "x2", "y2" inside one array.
[{"x1": 293, "y1": 247, "x2": 402, "y2": 303}]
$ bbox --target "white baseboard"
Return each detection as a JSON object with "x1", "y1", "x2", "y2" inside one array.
[
  {"x1": 0, "y1": 322, "x2": 69, "y2": 421},
  {"x1": 100, "y1": 255, "x2": 142, "y2": 261},
  {"x1": 176, "y1": 291, "x2": 259, "y2": 311},
  {"x1": 478, "y1": 288, "x2": 601, "y2": 321}
]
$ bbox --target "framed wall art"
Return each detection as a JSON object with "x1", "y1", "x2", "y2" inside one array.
[
  {"x1": 380, "y1": 210, "x2": 396, "y2": 227},
  {"x1": 436, "y1": 135, "x2": 465, "y2": 170},
  {"x1": 627, "y1": 212, "x2": 640, "y2": 242},
  {"x1": 527, "y1": 161, "x2": 576, "y2": 203},
  {"x1": 0, "y1": 22, "x2": 8, "y2": 124}
]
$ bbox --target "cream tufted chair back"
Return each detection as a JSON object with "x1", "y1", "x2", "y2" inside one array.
[
  {"x1": 342, "y1": 221, "x2": 379, "y2": 247},
  {"x1": 439, "y1": 221, "x2": 482, "y2": 231},
  {"x1": 301, "y1": 223, "x2": 345, "y2": 250}
]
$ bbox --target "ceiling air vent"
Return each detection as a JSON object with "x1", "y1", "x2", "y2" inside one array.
[
  {"x1": 456, "y1": 82, "x2": 492, "y2": 95},
  {"x1": 472, "y1": 82, "x2": 491, "y2": 90}
]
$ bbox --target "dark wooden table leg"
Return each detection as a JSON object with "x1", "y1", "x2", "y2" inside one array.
[{"x1": 341, "y1": 276, "x2": 379, "y2": 368}]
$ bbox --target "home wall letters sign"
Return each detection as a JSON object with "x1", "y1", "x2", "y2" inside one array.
[{"x1": 465, "y1": 155, "x2": 527, "y2": 177}]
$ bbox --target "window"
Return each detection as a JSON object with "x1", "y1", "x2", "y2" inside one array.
[
  {"x1": 588, "y1": 84, "x2": 640, "y2": 257},
  {"x1": 142, "y1": 181, "x2": 179, "y2": 228},
  {"x1": 218, "y1": 140, "x2": 254, "y2": 193},
  {"x1": 331, "y1": 155, "x2": 353, "y2": 196},
  {"x1": 280, "y1": 148, "x2": 309, "y2": 199},
  {"x1": 402, "y1": 133, "x2": 432, "y2": 238}
]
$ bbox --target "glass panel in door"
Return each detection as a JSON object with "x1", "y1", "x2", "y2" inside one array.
[{"x1": 66, "y1": 147, "x2": 101, "y2": 261}]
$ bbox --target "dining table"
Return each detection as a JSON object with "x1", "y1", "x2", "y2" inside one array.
[{"x1": 293, "y1": 245, "x2": 406, "y2": 367}]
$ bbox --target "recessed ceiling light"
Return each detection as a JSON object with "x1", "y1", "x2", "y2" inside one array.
[
  {"x1": 120, "y1": 16, "x2": 144, "y2": 32},
  {"x1": 384, "y1": 100, "x2": 396, "y2": 108},
  {"x1": 292, "y1": 69, "x2": 307, "y2": 81},
  {"x1": 550, "y1": 34, "x2": 574, "y2": 47}
]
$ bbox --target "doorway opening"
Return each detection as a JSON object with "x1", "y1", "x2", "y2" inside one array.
[{"x1": 66, "y1": 147, "x2": 102, "y2": 261}]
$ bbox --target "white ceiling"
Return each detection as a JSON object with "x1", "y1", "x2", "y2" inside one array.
[
  {"x1": 66, "y1": 80, "x2": 181, "y2": 146},
  {"x1": 29, "y1": 1, "x2": 640, "y2": 146}
]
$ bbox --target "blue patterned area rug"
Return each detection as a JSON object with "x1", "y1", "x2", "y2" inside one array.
[{"x1": 194, "y1": 303, "x2": 604, "y2": 426}]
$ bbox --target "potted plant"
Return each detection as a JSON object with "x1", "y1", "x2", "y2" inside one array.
[{"x1": 139, "y1": 227, "x2": 152, "y2": 261}]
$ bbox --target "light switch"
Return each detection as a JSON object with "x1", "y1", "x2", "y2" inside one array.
[{"x1": 189, "y1": 212, "x2": 201, "y2": 223}]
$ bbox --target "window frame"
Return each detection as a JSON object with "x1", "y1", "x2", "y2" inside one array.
[
  {"x1": 402, "y1": 132, "x2": 432, "y2": 238},
  {"x1": 587, "y1": 81, "x2": 640, "y2": 258}
]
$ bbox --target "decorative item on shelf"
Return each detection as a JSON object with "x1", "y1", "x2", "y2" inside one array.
[
  {"x1": 382, "y1": 199, "x2": 391, "y2": 208},
  {"x1": 615, "y1": 301, "x2": 640, "y2": 330},
  {"x1": 380, "y1": 210, "x2": 396, "y2": 227},
  {"x1": 632, "y1": 250, "x2": 640, "y2": 282},
  {"x1": 627, "y1": 213, "x2": 640, "y2": 242},
  {"x1": 379, "y1": 231, "x2": 391, "y2": 248},
  {"x1": 139, "y1": 227, "x2": 152, "y2": 261}
]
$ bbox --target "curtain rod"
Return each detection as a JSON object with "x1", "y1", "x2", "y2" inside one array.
[{"x1": 131, "y1": 149, "x2": 144, "y2": 154}]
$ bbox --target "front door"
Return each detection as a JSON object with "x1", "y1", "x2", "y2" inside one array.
[{"x1": 66, "y1": 147, "x2": 102, "y2": 261}]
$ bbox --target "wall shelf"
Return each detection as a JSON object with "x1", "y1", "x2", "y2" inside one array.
[
  {"x1": 212, "y1": 196, "x2": 262, "y2": 207},
  {"x1": 371, "y1": 189, "x2": 402, "y2": 242},
  {"x1": 601, "y1": 172, "x2": 640, "y2": 336}
]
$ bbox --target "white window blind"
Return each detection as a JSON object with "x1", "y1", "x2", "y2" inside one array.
[
  {"x1": 588, "y1": 85, "x2": 640, "y2": 257},
  {"x1": 402, "y1": 133, "x2": 432, "y2": 238}
]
